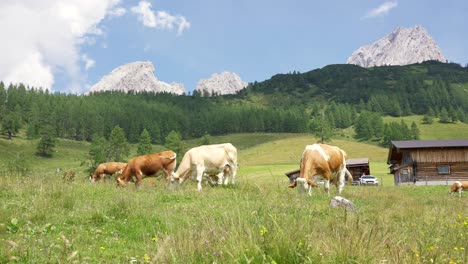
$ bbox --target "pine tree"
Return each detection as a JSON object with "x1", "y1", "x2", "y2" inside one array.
[
  {"x1": 439, "y1": 107, "x2": 450, "y2": 123},
  {"x1": 36, "y1": 125, "x2": 56, "y2": 157},
  {"x1": 410, "y1": 122, "x2": 420, "y2": 140},
  {"x1": 86, "y1": 134, "x2": 108, "y2": 174},
  {"x1": 137, "y1": 129, "x2": 152, "y2": 156},
  {"x1": 1, "y1": 111, "x2": 21, "y2": 140},
  {"x1": 165, "y1": 130, "x2": 184, "y2": 160},
  {"x1": 106, "y1": 125, "x2": 130, "y2": 161}
]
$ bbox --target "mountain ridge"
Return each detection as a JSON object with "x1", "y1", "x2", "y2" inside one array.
[
  {"x1": 87, "y1": 61, "x2": 186, "y2": 95},
  {"x1": 347, "y1": 25, "x2": 446, "y2": 67}
]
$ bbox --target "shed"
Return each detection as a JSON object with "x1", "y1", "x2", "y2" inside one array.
[
  {"x1": 284, "y1": 158, "x2": 370, "y2": 184},
  {"x1": 387, "y1": 139, "x2": 468, "y2": 185},
  {"x1": 346, "y1": 158, "x2": 370, "y2": 183}
]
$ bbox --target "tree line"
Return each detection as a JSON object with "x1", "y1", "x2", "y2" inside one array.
[{"x1": 8, "y1": 60, "x2": 468, "y2": 157}]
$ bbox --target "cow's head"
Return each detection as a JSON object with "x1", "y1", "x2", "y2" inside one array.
[
  {"x1": 89, "y1": 174, "x2": 97, "y2": 183},
  {"x1": 449, "y1": 181, "x2": 461, "y2": 195},
  {"x1": 170, "y1": 172, "x2": 180, "y2": 184},
  {"x1": 288, "y1": 177, "x2": 318, "y2": 194}
]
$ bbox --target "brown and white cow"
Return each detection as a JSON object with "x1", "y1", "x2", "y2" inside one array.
[
  {"x1": 289, "y1": 143, "x2": 352, "y2": 196},
  {"x1": 90, "y1": 162, "x2": 127, "y2": 183},
  {"x1": 449, "y1": 181, "x2": 468, "y2": 197},
  {"x1": 116, "y1": 150, "x2": 177, "y2": 187},
  {"x1": 171, "y1": 143, "x2": 237, "y2": 191}
]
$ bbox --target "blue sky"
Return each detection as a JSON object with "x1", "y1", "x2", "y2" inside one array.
[{"x1": 1, "y1": 0, "x2": 467, "y2": 94}]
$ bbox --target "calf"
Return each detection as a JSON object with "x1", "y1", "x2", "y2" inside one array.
[
  {"x1": 116, "y1": 150, "x2": 177, "y2": 187},
  {"x1": 289, "y1": 143, "x2": 352, "y2": 196},
  {"x1": 90, "y1": 162, "x2": 127, "y2": 183},
  {"x1": 171, "y1": 143, "x2": 238, "y2": 191},
  {"x1": 449, "y1": 181, "x2": 468, "y2": 197}
]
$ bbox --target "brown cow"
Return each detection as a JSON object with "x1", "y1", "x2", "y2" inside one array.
[
  {"x1": 289, "y1": 143, "x2": 352, "y2": 196},
  {"x1": 116, "y1": 150, "x2": 177, "y2": 187},
  {"x1": 449, "y1": 181, "x2": 468, "y2": 197},
  {"x1": 90, "y1": 162, "x2": 127, "y2": 183}
]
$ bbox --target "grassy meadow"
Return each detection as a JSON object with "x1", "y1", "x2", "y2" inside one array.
[{"x1": 1, "y1": 120, "x2": 468, "y2": 263}]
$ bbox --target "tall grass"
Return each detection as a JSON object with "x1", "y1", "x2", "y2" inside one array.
[{"x1": 0, "y1": 167, "x2": 466, "y2": 263}]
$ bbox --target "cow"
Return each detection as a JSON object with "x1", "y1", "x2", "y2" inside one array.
[
  {"x1": 90, "y1": 162, "x2": 127, "y2": 183},
  {"x1": 170, "y1": 143, "x2": 238, "y2": 191},
  {"x1": 449, "y1": 181, "x2": 468, "y2": 197},
  {"x1": 116, "y1": 150, "x2": 177, "y2": 187},
  {"x1": 289, "y1": 143, "x2": 352, "y2": 196}
]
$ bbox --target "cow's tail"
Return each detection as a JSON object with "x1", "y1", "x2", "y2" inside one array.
[{"x1": 345, "y1": 169, "x2": 353, "y2": 185}]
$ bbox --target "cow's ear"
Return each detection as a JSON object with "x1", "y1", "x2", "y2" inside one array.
[{"x1": 288, "y1": 181, "x2": 297, "y2": 188}]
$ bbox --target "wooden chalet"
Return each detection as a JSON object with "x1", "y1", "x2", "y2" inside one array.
[
  {"x1": 284, "y1": 158, "x2": 370, "y2": 184},
  {"x1": 387, "y1": 139, "x2": 468, "y2": 185}
]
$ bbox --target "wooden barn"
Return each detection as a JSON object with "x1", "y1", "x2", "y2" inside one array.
[
  {"x1": 387, "y1": 139, "x2": 468, "y2": 185},
  {"x1": 346, "y1": 158, "x2": 370, "y2": 183},
  {"x1": 284, "y1": 158, "x2": 370, "y2": 184}
]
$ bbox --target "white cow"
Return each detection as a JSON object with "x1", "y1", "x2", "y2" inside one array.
[{"x1": 171, "y1": 143, "x2": 238, "y2": 191}]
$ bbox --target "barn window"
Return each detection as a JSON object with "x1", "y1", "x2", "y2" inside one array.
[{"x1": 437, "y1": 165, "x2": 450, "y2": 175}]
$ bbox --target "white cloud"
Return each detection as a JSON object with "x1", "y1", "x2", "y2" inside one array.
[
  {"x1": 362, "y1": 1, "x2": 398, "y2": 19},
  {"x1": 131, "y1": 1, "x2": 190, "y2": 35},
  {"x1": 0, "y1": 0, "x2": 122, "y2": 93},
  {"x1": 82, "y1": 54, "x2": 96, "y2": 70},
  {"x1": 108, "y1": 7, "x2": 126, "y2": 17}
]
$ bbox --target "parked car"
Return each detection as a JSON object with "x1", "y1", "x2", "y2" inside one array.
[{"x1": 359, "y1": 175, "x2": 379, "y2": 185}]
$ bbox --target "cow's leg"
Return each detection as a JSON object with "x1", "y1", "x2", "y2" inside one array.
[
  {"x1": 323, "y1": 178, "x2": 331, "y2": 196},
  {"x1": 196, "y1": 166, "x2": 204, "y2": 191},
  {"x1": 215, "y1": 172, "x2": 224, "y2": 185},
  {"x1": 337, "y1": 168, "x2": 346, "y2": 194},
  {"x1": 231, "y1": 165, "x2": 237, "y2": 185},
  {"x1": 163, "y1": 170, "x2": 171, "y2": 181},
  {"x1": 116, "y1": 175, "x2": 126, "y2": 187},
  {"x1": 222, "y1": 167, "x2": 229, "y2": 185},
  {"x1": 135, "y1": 171, "x2": 143, "y2": 188}
]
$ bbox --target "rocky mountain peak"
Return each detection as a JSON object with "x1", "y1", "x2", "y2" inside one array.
[
  {"x1": 347, "y1": 25, "x2": 446, "y2": 67},
  {"x1": 195, "y1": 71, "x2": 247, "y2": 96},
  {"x1": 87, "y1": 61, "x2": 185, "y2": 95}
]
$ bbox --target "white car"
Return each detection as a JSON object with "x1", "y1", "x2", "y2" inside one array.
[{"x1": 359, "y1": 175, "x2": 379, "y2": 185}]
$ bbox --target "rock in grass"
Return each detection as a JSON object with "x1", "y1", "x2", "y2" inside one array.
[{"x1": 330, "y1": 196, "x2": 357, "y2": 212}]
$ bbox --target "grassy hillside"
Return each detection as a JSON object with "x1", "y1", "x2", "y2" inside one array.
[
  {"x1": 383, "y1": 115, "x2": 468, "y2": 139},
  {"x1": 2, "y1": 116, "x2": 467, "y2": 181}
]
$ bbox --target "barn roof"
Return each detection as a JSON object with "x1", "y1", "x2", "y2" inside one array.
[
  {"x1": 346, "y1": 158, "x2": 369, "y2": 166},
  {"x1": 391, "y1": 139, "x2": 468, "y2": 149},
  {"x1": 387, "y1": 139, "x2": 468, "y2": 164}
]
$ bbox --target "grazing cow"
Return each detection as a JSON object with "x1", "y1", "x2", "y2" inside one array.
[
  {"x1": 90, "y1": 162, "x2": 127, "y2": 183},
  {"x1": 449, "y1": 181, "x2": 468, "y2": 197},
  {"x1": 289, "y1": 143, "x2": 352, "y2": 196},
  {"x1": 171, "y1": 143, "x2": 238, "y2": 191},
  {"x1": 116, "y1": 150, "x2": 177, "y2": 187}
]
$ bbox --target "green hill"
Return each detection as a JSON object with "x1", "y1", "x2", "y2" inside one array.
[{"x1": 2, "y1": 113, "x2": 468, "y2": 182}]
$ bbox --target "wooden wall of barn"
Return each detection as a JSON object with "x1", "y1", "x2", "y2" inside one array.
[
  {"x1": 415, "y1": 162, "x2": 468, "y2": 181},
  {"x1": 410, "y1": 149, "x2": 468, "y2": 163}
]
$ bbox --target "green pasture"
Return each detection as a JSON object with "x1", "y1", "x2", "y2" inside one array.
[
  {"x1": 382, "y1": 115, "x2": 468, "y2": 140},
  {"x1": 0, "y1": 165, "x2": 466, "y2": 263},
  {"x1": 0, "y1": 125, "x2": 467, "y2": 263}
]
